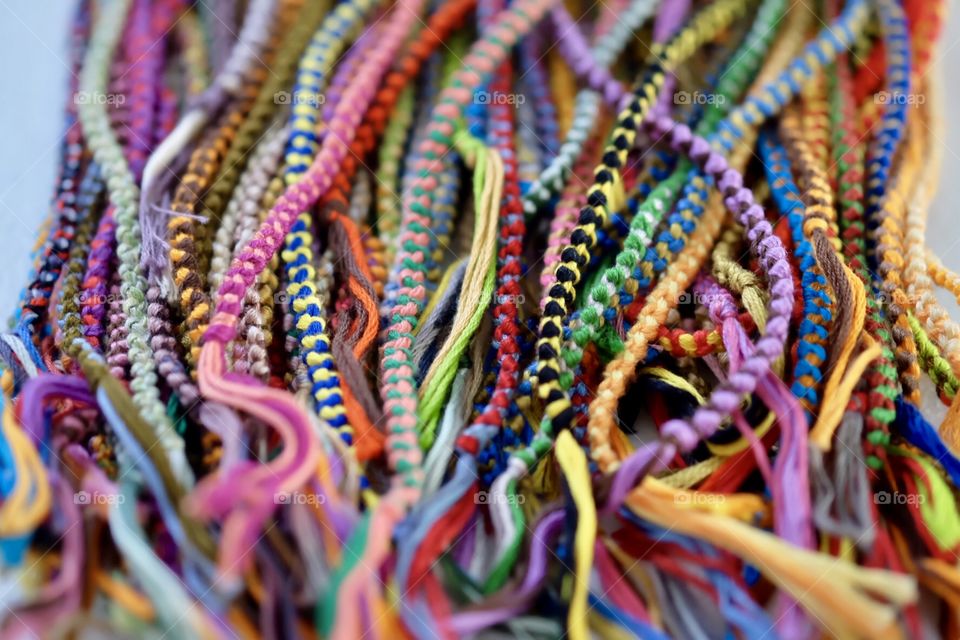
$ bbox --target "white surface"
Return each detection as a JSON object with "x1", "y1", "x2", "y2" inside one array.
[
  {"x1": 0, "y1": 1, "x2": 958, "y2": 319},
  {"x1": 0, "y1": 0, "x2": 73, "y2": 316}
]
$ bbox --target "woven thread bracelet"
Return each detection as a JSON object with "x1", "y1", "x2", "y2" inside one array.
[{"x1": 6, "y1": 1, "x2": 960, "y2": 637}]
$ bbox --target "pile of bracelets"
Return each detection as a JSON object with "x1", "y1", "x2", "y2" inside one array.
[{"x1": 5, "y1": 0, "x2": 960, "y2": 637}]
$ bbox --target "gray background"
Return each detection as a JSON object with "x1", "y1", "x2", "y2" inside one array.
[{"x1": 0, "y1": 0, "x2": 957, "y2": 317}]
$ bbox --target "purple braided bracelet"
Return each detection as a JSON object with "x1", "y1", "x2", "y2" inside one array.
[{"x1": 600, "y1": 113, "x2": 795, "y2": 510}]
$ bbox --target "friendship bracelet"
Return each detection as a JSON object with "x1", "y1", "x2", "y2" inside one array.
[
  {"x1": 138, "y1": 0, "x2": 278, "y2": 278},
  {"x1": 826, "y1": 19, "x2": 899, "y2": 470},
  {"x1": 8, "y1": 1, "x2": 960, "y2": 637},
  {"x1": 277, "y1": 0, "x2": 385, "y2": 444},
  {"x1": 76, "y1": 0, "x2": 190, "y2": 484},
  {"x1": 534, "y1": 0, "x2": 752, "y2": 444},
  {"x1": 521, "y1": 0, "x2": 661, "y2": 217}
]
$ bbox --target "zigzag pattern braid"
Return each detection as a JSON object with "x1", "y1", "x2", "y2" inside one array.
[
  {"x1": 166, "y1": 1, "x2": 297, "y2": 371},
  {"x1": 79, "y1": 202, "x2": 115, "y2": 351},
  {"x1": 540, "y1": 119, "x2": 608, "y2": 302},
  {"x1": 871, "y1": 0, "x2": 922, "y2": 403},
  {"x1": 194, "y1": 0, "x2": 425, "y2": 585},
  {"x1": 277, "y1": 0, "x2": 392, "y2": 446},
  {"x1": 874, "y1": 127, "x2": 924, "y2": 403},
  {"x1": 582, "y1": 0, "x2": 873, "y2": 465},
  {"x1": 776, "y1": 107, "x2": 836, "y2": 413},
  {"x1": 376, "y1": 0, "x2": 562, "y2": 502},
  {"x1": 564, "y1": 0, "x2": 786, "y2": 378},
  {"x1": 199, "y1": 0, "x2": 329, "y2": 225},
  {"x1": 76, "y1": 0, "x2": 192, "y2": 487},
  {"x1": 385, "y1": 54, "x2": 447, "y2": 319},
  {"x1": 458, "y1": 0, "x2": 527, "y2": 476},
  {"x1": 375, "y1": 86, "x2": 414, "y2": 265},
  {"x1": 618, "y1": 0, "x2": 788, "y2": 308},
  {"x1": 910, "y1": 312, "x2": 959, "y2": 399},
  {"x1": 558, "y1": 0, "x2": 817, "y2": 416},
  {"x1": 520, "y1": 27, "x2": 559, "y2": 161},
  {"x1": 588, "y1": 114, "x2": 794, "y2": 480},
  {"x1": 21, "y1": 107, "x2": 85, "y2": 342},
  {"x1": 533, "y1": 0, "x2": 752, "y2": 438},
  {"x1": 864, "y1": 0, "x2": 912, "y2": 225},
  {"x1": 521, "y1": 0, "x2": 662, "y2": 216},
  {"x1": 105, "y1": 267, "x2": 129, "y2": 378},
  {"x1": 208, "y1": 121, "x2": 289, "y2": 299},
  {"x1": 221, "y1": 125, "x2": 289, "y2": 382},
  {"x1": 253, "y1": 174, "x2": 293, "y2": 386},
  {"x1": 829, "y1": 39, "x2": 897, "y2": 470},
  {"x1": 57, "y1": 164, "x2": 105, "y2": 370},
  {"x1": 119, "y1": 0, "x2": 178, "y2": 183}
]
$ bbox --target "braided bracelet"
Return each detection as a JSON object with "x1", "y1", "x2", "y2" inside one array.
[
  {"x1": 166, "y1": 2, "x2": 298, "y2": 374},
  {"x1": 533, "y1": 0, "x2": 752, "y2": 443},
  {"x1": 139, "y1": 0, "x2": 278, "y2": 277},
  {"x1": 193, "y1": 0, "x2": 424, "y2": 585},
  {"x1": 521, "y1": 0, "x2": 661, "y2": 216},
  {"x1": 278, "y1": 0, "x2": 385, "y2": 442},
  {"x1": 902, "y1": 72, "x2": 960, "y2": 378},
  {"x1": 827, "y1": 27, "x2": 898, "y2": 469},
  {"x1": 566, "y1": 0, "x2": 860, "y2": 394},
  {"x1": 590, "y1": 113, "x2": 794, "y2": 475},
  {"x1": 325, "y1": 2, "x2": 562, "y2": 636},
  {"x1": 770, "y1": 118, "x2": 834, "y2": 413},
  {"x1": 199, "y1": 0, "x2": 329, "y2": 225},
  {"x1": 76, "y1": 0, "x2": 190, "y2": 484}
]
